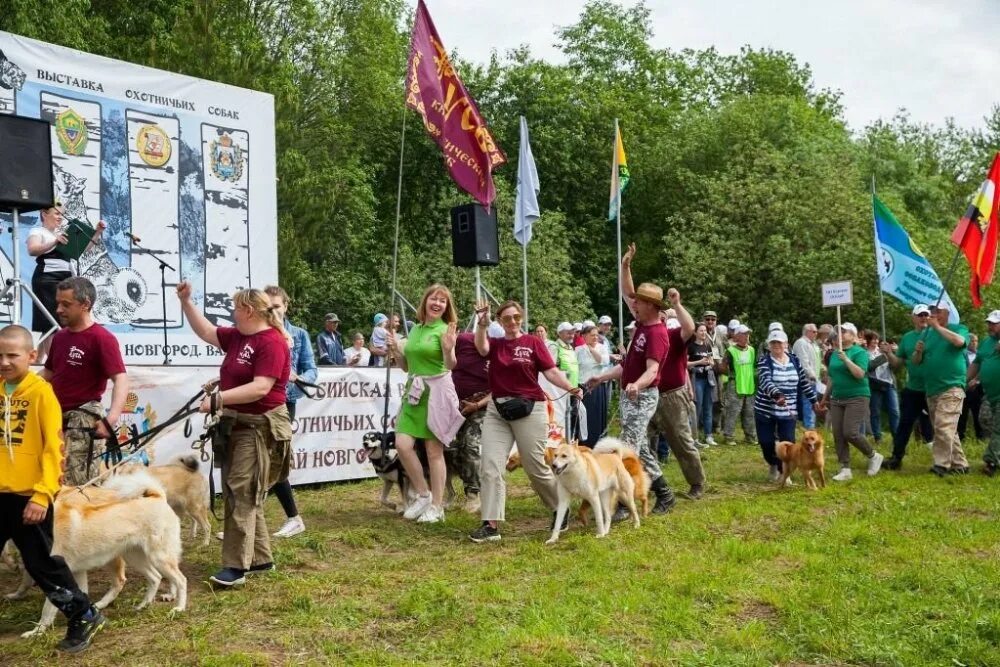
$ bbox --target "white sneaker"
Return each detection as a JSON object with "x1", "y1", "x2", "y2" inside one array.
[
  {"x1": 273, "y1": 515, "x2": 305, "y2": 538},
  {"x1": 925, "y1": 440, "x2": 934, "y2": 451},
  {"x1": 215, "y1": 531, "x2": 224, "y2": 541},
  {"x1": 403, "y1": 493, "x2": 432, "y2": 520},
  {"x1": 416, "y1": 505, "x2": 444, "y2": 523},
  {"x1": 695, "y1": 440, "x2": 708, "y2": 450},
  {"x1": 867, "y1": 452, "x2": 884, "y2": 477},
  {"x1": 768, "y1": 464, "x2": 781, "y2": 482},
  {"x1": 784, "y1": 477, "x2": 795, "y2": 487},
  {"x1": 706, "y1": 435, "x2": 717, "y2": 446},
  {"x1": 464, "y1": 492, "x2": 481, "y2": 514},
  {"x1": 832, "y1": 468, "x2": 853, "y2": 482}
]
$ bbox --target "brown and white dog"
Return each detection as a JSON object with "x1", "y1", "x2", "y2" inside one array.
[
  {"x1": 776, "y1": 430, "x2": 826, "y2": 489},
  {"x1": 578, "y1": 438, "x2": 650, "y2": 521},
  {"x1": 13, "y1": 470, "x2": 187, "y2": 638},
  {"x1": 145, "y1": 455, "x2": 212, "y2": 547},
  {"x1": 543, "y1": 437, "x2": 640, "y2": 544}
]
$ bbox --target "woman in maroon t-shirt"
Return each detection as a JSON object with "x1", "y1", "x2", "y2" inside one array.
[
  {"x1": 468, "y1": 300, "x2": 582, "y2": 544},
  {"x1": 177, "y1": 282, "x2": 291, "y2": 589}
]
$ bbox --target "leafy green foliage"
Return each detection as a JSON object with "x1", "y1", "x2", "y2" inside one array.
[{"x1": 3, "y1": 0, "x2": 997, "y2": 340}]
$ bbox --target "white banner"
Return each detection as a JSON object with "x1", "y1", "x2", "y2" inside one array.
[
  {"x1": 0, "y1": 32, "x2": 277, "y2": 364},
  {"x1": 104, "y1": 366, "x2": 403, "y2": 484}
]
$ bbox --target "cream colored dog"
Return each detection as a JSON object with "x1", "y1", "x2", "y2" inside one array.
[
  {"x1": 145, "y1": 455, "x2": 212, "y2": 546},
  {"x1": 16, "y1": 470, "x2": 187, "y2": 638},
  {"x1": 544, "y1": 437, "x2": 639, "y2": 545}
]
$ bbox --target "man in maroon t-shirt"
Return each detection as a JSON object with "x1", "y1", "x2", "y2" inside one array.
[
  {"x1": 447, "y1": 332, "x2": 490, "y2": 512},
  {"x1": 588, "y1": 242, "x2": 676, "y2": 515},
  {"x1": 647, "y1": 294, "x2": 707, "y2": 500},
  {"x1": 40, "y1": 277, "x2": 129, "y2": 485}
]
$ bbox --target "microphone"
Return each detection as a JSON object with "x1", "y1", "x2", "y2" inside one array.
[{"x1": 126, "y1": 232, "x2": 142, "y2": 244}]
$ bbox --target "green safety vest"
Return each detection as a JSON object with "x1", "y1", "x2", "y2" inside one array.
[
  {"x1": 727, "y1": 345, "x2": 756, "y2": 395},
  {"x1": 556, "y1": 339, "x2": 579, "y2": 387}
]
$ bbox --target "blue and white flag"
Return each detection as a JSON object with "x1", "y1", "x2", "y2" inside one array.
[
  {"x1": 513, "y1": 115, "x2": 539, "y2": 246},
  {"x1": 874, "y1": 195, "x2": 959, "y2": 323}
]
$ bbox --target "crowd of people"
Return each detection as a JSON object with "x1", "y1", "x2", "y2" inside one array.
[{"x1": 3, "y1": 228, "x2": 999, "y2": 653}]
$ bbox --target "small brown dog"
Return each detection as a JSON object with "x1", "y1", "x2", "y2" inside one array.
[{"x1": 776, "y1": 430, "x2": 826, "y2": 489}]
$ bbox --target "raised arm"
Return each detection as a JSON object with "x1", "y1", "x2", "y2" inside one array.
[
  {"x1": 474, "y1": 300, "x2": 491, "y2": 357},
  {"x1": 621, "y1": 242, "x2": 639, "y2": 318},
  {"x1": 176, "y1": 281, "x2": 219, "y2": 348},
  {"x1": 668, "y1": 288, "x2": 695, "y2": 340}
]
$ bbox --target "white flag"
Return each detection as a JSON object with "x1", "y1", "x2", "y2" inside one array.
[{"x1": 514, "y1": 116, "x2": 539, "y2": 246}]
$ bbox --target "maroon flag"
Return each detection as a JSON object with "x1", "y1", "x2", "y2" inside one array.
[{"x1": 405, "y1": 0, "x2": 506, "y2": 207}]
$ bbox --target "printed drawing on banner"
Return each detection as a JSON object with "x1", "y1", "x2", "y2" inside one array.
[
  {"x1": 201, "y1": 124, "x2": 250, "y2": 325},
  {"x1": 42, "y1": 93, "x2": 147, "y2": 326},
  {"x1": 114, "y1": 391, "x2": 158, "y2": 464},
  {"x1": 126, "y1": 110, "x2": 182, "y2": 328},
  {"x1": 55, "y1": 108, "x2": 88, "y2": 156},
  {"x1": 137, "y1": 124, "x2": 172, "y2": 167},
  {"x1": 0, "y1": 48, "x2": 25, "y2": 114}
]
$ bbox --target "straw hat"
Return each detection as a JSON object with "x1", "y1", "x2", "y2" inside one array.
[{"x1": 633, "y1": 283, "x2": 666, "y2": 308}]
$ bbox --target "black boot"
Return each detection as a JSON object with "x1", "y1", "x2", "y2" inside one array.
[
  {"x1": 611, "y1": 504, "x2": 631, "y2": 523},
  {"x1": 651, "y1": 477, "x2": 676, "y2": 515}
]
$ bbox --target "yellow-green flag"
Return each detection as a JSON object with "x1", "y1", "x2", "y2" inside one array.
[{"x1": 608, "y1": 125, "x2": 630, "y2": 220}]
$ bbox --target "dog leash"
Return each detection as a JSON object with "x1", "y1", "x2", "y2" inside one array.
[{"x1": 71, "y1": 384, "x2": 216, "y2": 493}]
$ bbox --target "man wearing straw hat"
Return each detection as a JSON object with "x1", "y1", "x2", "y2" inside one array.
[{"x1": 587, "y1": 242, "x2": 676, "y2": 515}]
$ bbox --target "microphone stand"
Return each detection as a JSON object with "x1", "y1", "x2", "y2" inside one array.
[{"x1": 130, "y1": 236, "x2": 174, "y2": 365}]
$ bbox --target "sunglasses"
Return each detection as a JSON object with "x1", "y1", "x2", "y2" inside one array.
[
  {"x1": 500, "y1": 313, "x2": 522, "y2": 324},
  {"x1": 916, "y1": 313, "x2": 930, "y2": 318}
]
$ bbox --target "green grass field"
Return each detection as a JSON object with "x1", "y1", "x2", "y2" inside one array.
[{"x1": 2, "y1": 435, "x2": 1000, "y2": 666}]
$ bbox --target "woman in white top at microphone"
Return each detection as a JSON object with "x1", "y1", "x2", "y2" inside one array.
[{"x1": 26, "y1": 203, "x2": 104, "y2": 360}]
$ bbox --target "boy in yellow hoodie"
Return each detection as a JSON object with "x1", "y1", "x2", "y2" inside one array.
[{"x1": 0, "y1": 325, "x2": 105, "y2": 652}]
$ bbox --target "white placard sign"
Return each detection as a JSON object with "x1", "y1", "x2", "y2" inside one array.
[
  {"x1": 0, "y1": 31, "x2": 277, "y2": 365},
  {"x1": 821, "y1": 280, "x2": 854, "y2": 307},
  {"x1": 103, "y1": 366, "x2": 403, "y2": 484}
]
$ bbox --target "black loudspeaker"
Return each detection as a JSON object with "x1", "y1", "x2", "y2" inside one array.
[
  {"x1": 0, "y1": 115, "x2": 54, "y2": 212},
  {"x1": 451, "y1": 203, "x2": 500, "y2": 267}
]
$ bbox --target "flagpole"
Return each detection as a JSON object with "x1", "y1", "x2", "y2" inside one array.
[
  {"x1": 872, "y1": 175, "x2": 887, "y2": 340},
  {"x1": 521, "y1": 242, "x2": 529, "y2": 330},
  {"x1": 381, "y1": 106, "x2": 407, "y2": 437},
  {"x1": 614, "y1": 118, "x2": 624, "y2": 349}
]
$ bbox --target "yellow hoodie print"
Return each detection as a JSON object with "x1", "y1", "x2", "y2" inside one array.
[{"x1": 0, "y1": 371, "x2": 64, "y2": 508}]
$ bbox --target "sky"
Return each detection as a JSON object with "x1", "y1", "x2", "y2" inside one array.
[{"x1": 417, "y1": 0, "x2": 1000, "y2": 132}]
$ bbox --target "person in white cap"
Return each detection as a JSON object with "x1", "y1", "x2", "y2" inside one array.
[
  {"x1": 879, "y1": 304, "x2": 935, "y2": 469},
  {"x1": 552, "y1": 321, "x2": 581, "y2": 438},
  {"x1": 967, "y1": 310, "x2": 1000, "y2": 475},
  {"x1": 818, "y1": 323, "x2": 883, "y2": 481},
  {"x1": 916, "y1": 304, "x2": 971, "y2": 476},
  {"x1": 755, "y1": 329, "x2": 822, "y2": 482},
  {"x1": 719, "y1": 324, "x2": 757, "y2": 444}
]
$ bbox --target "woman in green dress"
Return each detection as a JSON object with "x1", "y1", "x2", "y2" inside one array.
[{"x1": 388, "y1": 284, "x2": 459, "y2": 523}]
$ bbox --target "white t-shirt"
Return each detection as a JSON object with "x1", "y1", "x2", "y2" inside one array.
[
  {"x1": 345, "y1": 346, "x2": 371, "y2": 367},
  {"x1": 27, "y1": 226, "x2": 72, "y2": 273},
  {"x1": 370, "y1": 326, "x2": 388, "y2": 367},
  {"x1": 576, "y1": 344, "x2": 610, "y2": 385}
]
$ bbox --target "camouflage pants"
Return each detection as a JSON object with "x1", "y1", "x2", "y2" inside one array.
[
  {"x1": 723, "y1": 383, "x2": 757, "y2": 443},
  {"x1": 618, "y1": 387, "x2": 663, "y2": 482},
  {"x1": 446, "y1": 408, "x2": 483, "y2": 494},
  {"x1": 63, "y1": 400, "x2": 107, "y2": 486}
]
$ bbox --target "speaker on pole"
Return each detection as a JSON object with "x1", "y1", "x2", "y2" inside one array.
[
  {"x1": 451, "y1": 203, "x2": 499, "y2": 267},
  {"x1": 0, "y1": 115, "x2": 54, "y2": 213}
]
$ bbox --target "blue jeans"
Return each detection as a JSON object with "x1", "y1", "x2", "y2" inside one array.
[
  {"x1": 801, "y1": 395, "x2": 816, "y2": 429},
  {"x1": 755, "y1": 412, "x2": 797, "y2": 467},
  {"x1": 693, "y1": 375, "x2": 714, "y2": 437},
  {"x1": 869, "y1": 385, "x2": 900, "y2": 441}
]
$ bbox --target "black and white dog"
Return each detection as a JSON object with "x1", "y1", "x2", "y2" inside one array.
[{"x1": 361, "y1": 431, "x2": 456, "y2": 511}]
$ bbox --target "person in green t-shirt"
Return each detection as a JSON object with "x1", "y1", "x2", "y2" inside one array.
[
  {"x1": 389, "y1": 284, "x2": 460, "y2": 524},
  {"x1": 819, "y1": 323, "x2": 882, "y2": 481},
  {"x1": 967, "y1": 311, "x2": 1000, "y2": 474},
  {"x1": 916, "y1": 304, "x2": 970, "y2": 476},
  {"x1": 880, "y1": 304, "x2": 936, "y2": 470}
]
